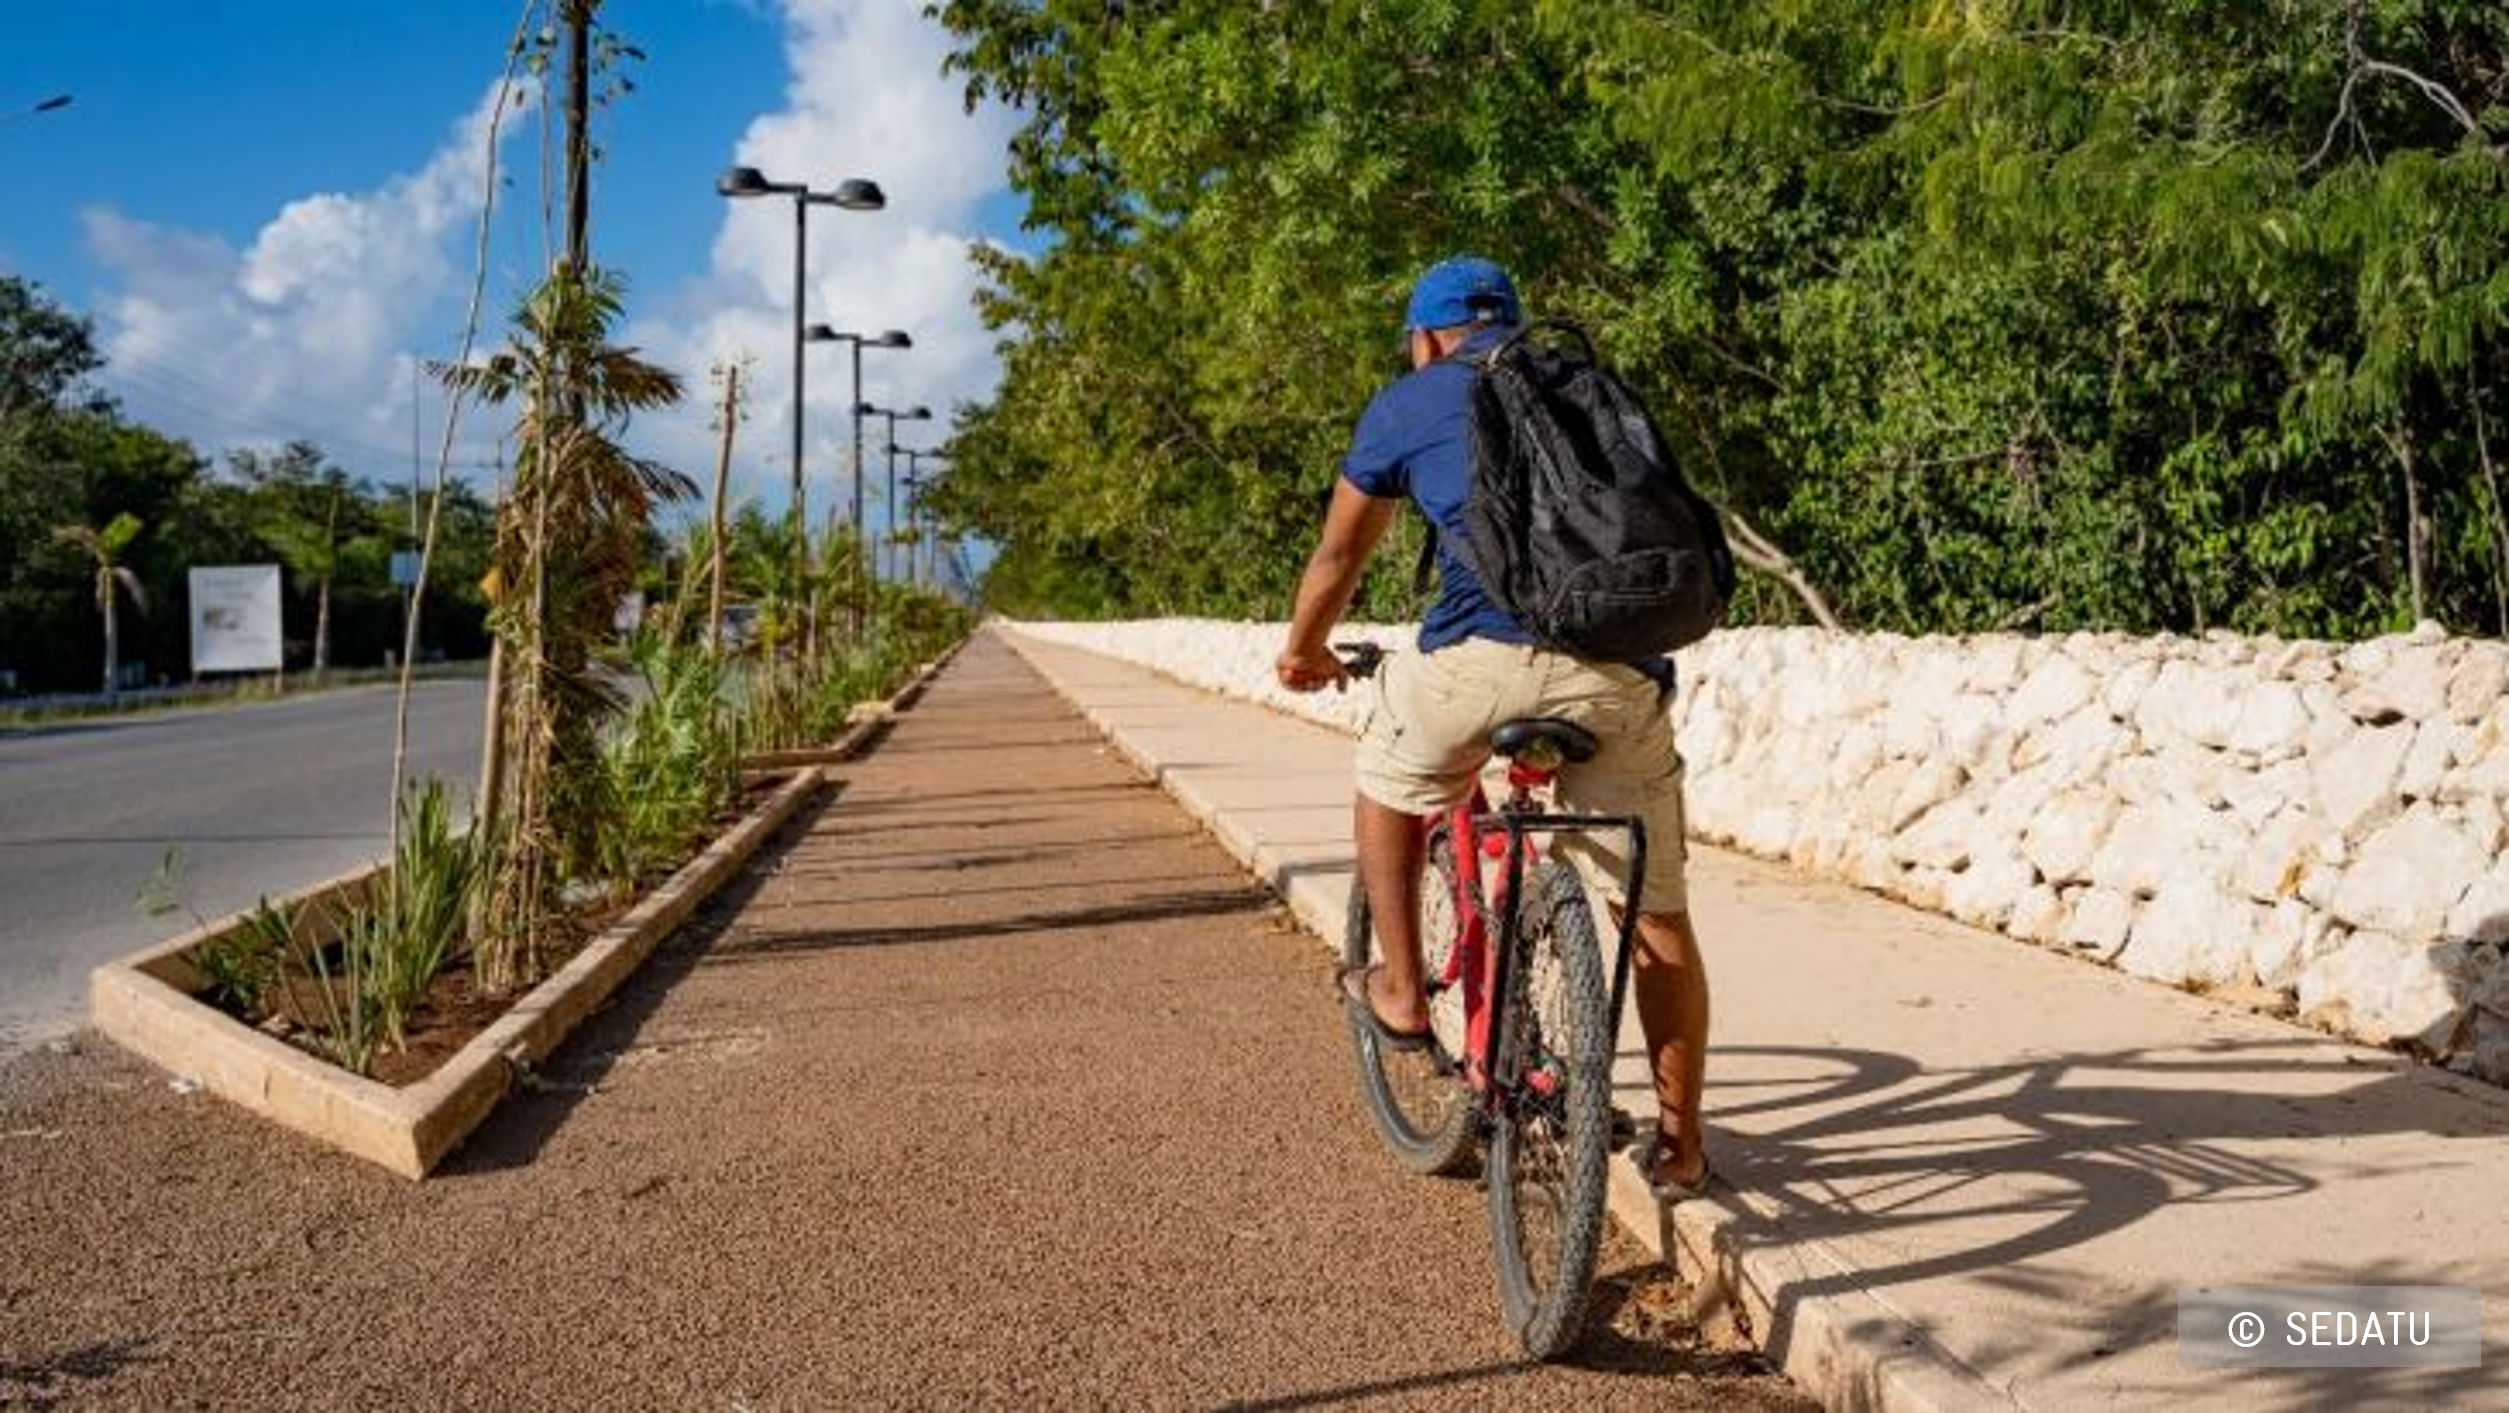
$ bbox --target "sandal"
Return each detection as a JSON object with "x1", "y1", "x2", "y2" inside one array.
[
  {"x1": 1638, "y1": 1126, "x2": 1714, "y2": 1204},
  {"x1": 1339, "y1": 964, "x2": 1433, "y2": 1051}
]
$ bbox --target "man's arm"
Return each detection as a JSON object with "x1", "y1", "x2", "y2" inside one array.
[{"x1": 1277, "y1": 479, "x2": 1399, "y2": 693}]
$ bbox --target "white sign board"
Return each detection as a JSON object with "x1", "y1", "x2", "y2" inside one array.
[{"x1": 188, "y1": 565, "x2": 284, "y2": 674}]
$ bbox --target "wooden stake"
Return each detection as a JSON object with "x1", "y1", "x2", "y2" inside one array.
[{"x1": 709, "y1": 362, "x2": 741, "y2": 656}]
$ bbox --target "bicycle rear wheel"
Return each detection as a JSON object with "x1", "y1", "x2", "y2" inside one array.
[
  {"x1": 1342, "y1": 820, "x2": 1478, "y2": 1177},
  {"x1": 1485, "y1": 857, "x2": 1613, "y2": 1360}
]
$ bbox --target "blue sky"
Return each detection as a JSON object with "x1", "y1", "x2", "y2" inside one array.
[{"x1": 1, "y1": 0, "x2": 1020, "y2": 540}]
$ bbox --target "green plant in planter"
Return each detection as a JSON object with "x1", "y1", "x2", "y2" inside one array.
[
  {"x1": 234, "y1": 778, "x2": 484, "y2": 1074},
  {"x1": 356, "y1": 777, "x2": 488, "y2": 1050},
  {"x1": 194, "y1": 924, "x2": 284, "y2": 1017},
  {"x1": 592, "y1": 634, "x2": 736, "y2": 896},
  {"x1": 239, "y1": 897, "x2": 377, "y2": 1074}
]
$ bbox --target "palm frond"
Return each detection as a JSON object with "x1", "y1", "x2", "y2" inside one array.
[{"x1": 111, "y1": 566, "x2": 148, "y2": 615}]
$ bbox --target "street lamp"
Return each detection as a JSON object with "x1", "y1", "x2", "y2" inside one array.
[
  {"x1": 3, "y1": 94, "x2": 72, "y2": 123},
  {"x1": 806, "y1": 323, "x2": 911, "y2": 625},
  {"x1": 853, "y1": 402, "x2": 930, "y2": 585},
  {"x1": 714, "y1": 164, "x2": 884, "y2": 654}
]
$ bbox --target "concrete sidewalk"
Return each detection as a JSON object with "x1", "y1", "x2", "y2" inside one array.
[{"x1": 1003, "y1": 627, "x2": 2509, "y2": 1412}]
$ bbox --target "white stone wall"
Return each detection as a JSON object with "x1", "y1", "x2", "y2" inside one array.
[{"x1": 1011, "y1": 617, "x2": 2509, "y2": 1082}]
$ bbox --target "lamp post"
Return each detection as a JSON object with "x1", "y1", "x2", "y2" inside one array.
[
  {"x1": 806, "y1": 324, "x2": 911, "y2": 630},
  {"x1": 894, "y1": 446, "x2": 950, "y2": 588},
  {"x1": 896, "y1": 461, "x2": 928, "y2": 590},
  {"x1": 714, "y1": 164, "x2": 884, "y2": 655},
  {"x1": 853, "y1": 402, "x2": 930, "y2": 588}
]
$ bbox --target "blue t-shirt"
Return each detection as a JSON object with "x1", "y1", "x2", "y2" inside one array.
[{"x1": 1340, "y1": 326, "x2": 1535, "y2": 654}]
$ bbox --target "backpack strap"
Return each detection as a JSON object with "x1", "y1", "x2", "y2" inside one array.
[
  {"x1": 1483, "y1": 319, "x2": 1594, "y2": 368},
  {"x1": 1406, "y1": 319, "x2": 1591, "y2": 602}
]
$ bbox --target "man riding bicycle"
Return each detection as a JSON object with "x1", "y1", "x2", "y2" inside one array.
[{"x1": 1274, "y1": 255, "x2": 1712, "y2": 1201}]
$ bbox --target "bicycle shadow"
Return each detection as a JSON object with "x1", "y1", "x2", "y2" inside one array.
[{"x1": 1613, "y1": 1037, "x2": 2507, "y2": 1408}]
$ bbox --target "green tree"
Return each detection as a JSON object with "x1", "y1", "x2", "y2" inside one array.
[
  {"x1": 51, "y1": 512, "x2": 146, "y2": 695},
  {"x1": 929, "y1": 1, "x2": 2507, "y2": 641},
  {"x1": 3, "y1": 409, "x2": 207, "y2": 691},
  {"x1": 0, "y1": 279, "x2": 494, "y2": 692},
  {"x1": 233, "y1": 441, "x2": 392, "y2": 678},
  {"x1": 0, "y1": 275, "x2": 103, "y2": 430}
]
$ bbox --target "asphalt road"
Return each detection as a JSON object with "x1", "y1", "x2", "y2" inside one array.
[{"x1": 0, "y1": 680, "x2": 486, "y2": 1054}]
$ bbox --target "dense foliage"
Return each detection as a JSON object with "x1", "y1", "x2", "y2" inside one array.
[
  {"x1": 928, "y1": 1, "x2": 2507, "y2": 640},
  {"x1": 0, "y1": 276, "x2": 494, "y2": 694}
]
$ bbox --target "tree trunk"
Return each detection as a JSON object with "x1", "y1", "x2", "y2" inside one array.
[
  {"x1": 2383, "y1": 423, "x2": 2434, "y2": 624},
  {"x1": 563, "y1": 0, "x2": 592, "y2": 270},
  {"x1": 100, "y1": 574, "x2": 118, "y2": 696},
  {"x1": 313, "y1": 576, "x2": 332, "y2": 679},
  {"x1": 314, "y1": 490, "x2": 338, "y2": 679},
  {"x1": 2471, "y1": 374, "x2": 2508, "y2": 638}
]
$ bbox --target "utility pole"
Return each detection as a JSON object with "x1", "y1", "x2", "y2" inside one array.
[{"x1": 708, "y1": 362, "x2": 741, "y2": 656}]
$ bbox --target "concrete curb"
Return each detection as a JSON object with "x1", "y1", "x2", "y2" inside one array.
[
  {"x1": 740, "y1": 645, "x2": 962, "y2": 781},
  {"x1": 997, "y1": 626, "x2": 2009, "y2": 1413},
  {"x1": 85, "y1": 639, "x2": 970, "y2": 1179},
  {"x1": 90, "y1": 766, "x2": 828, "y2": 1178}
]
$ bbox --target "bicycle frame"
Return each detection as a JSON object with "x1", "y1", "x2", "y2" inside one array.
[{"x1": 1431, "y1": 761, "x2": 1648, "y2": 1117}]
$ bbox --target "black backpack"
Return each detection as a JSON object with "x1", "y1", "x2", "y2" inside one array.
[{"x1": 1428, "y1": 321, "x2": 1736, "y2": 659}]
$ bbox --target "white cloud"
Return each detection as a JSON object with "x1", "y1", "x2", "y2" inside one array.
[
  {"x1": 83, "y1": 80, "x2": 532, "y2": 474},
  {"x1": 77, "y1": 0, "x2": 1015, "y2": 549},
  {"x1": 626, "y1": 0, "x2": 1016, "y2": 541}
]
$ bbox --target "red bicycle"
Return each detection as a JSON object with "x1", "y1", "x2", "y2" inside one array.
[{"x1": 1334, "y1": 642, "x2": 1647, "y2": 1360}]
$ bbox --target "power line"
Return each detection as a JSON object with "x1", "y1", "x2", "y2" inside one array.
[
  {"x1": 105, "y1": 374, "x2": 497, "y2": 476},
  {"x1": 98, "y1": 347, "x2": 503, "y2": 472}
]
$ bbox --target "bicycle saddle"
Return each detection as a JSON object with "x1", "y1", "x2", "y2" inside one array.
[{"x1": 1488, "y1": 717, "x2": 1598, "y2": 765}]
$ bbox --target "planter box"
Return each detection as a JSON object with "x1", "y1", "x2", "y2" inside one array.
[
  {"x1": 87, "y1": 640, "x2": 964, "y2": 1178},
  {"x1": 90, "y1": 767, "x2": 826, "y2": 1178},
  {"x1": 739, "y1": 647, "x2": 958, "y2": 780}
]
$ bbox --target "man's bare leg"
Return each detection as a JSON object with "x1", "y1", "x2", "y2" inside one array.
[
  {"x1": 1352, "y1": 793, "x2": 1431, "y2": 1032},
  {"x1": 1632, "y1": 909, "x2": 1710, "y2": 1186}
]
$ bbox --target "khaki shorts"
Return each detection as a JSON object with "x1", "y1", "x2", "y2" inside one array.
[{"x1": 1354, "y1": 637, "x2": 1690, "y2": 916}]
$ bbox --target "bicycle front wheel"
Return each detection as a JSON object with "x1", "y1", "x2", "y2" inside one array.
[
  {"x1": 1485, "y1": 857, "x2": 1614, "y2": 1360},
  {"x1": 1342, "y1": 820, "x2": 1478, "y2": 1177}
]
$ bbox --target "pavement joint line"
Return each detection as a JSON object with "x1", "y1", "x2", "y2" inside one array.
[{"x1": 995, "y1": 624, "x2": 2016, "y2": 1413}]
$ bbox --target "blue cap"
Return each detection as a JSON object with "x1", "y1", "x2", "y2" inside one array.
[{"x1": 1403, "y1": 255, "x2": 1521, "y2": 333}]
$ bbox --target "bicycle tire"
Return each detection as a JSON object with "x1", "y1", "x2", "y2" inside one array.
[
  {"x1": 1484, "y1": 857, "x2": 1613, "y2": 1360},
  {"x1": 1342, "y1": 820, "x2": 1479, "y2": 1177}
]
